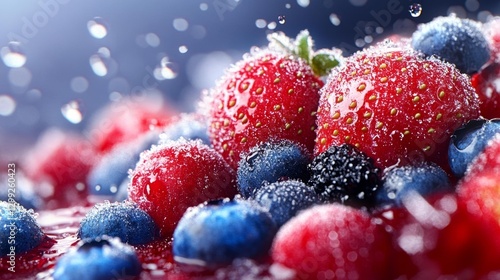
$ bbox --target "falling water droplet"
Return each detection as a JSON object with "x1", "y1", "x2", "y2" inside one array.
[
  {"x1": 1, "y1": 42, "x2": 27, "y2": 68},
  {"x1": 0, "y1": 95, "x2": 16, "y2": 116},
  {"x1": 409, "y1": 3, "x2": 422, "y2": 17},
  {"x1": 61, "y1": 100, "x2": 83, "y2": 124},
  {"x1": 89, "y1": 54, "x2": 108, "y2": 77},
  {"x1": 278, "y1": 15, "x2": 286, "y2": 24},
  {"x1": 87, "y1": 17, "x2": 108, "y2": 39},
  {"x1": 154, "y1": 57, "x2": 178, "y2": 80}
]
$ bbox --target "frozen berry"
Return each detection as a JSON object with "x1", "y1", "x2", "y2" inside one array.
[
  {"x1": 128, "y1": 139, "x2": 238, "y2": 237},
  {"x1": 53, "y1": 236, "x2": 142, "y2": 280},
  {"x1": 237, "y1": 140, "x2": 310, "y2": 198},
  {"x1": 375, "y1": 162, "x2": 452, "y2": 207},
  {"x1": 411, "y1": 15, "x2": 490, "y2": 74},
  {"x1": 78, "y1": 201, "x2": 159, "y2": 245},
  {"x1": 0, "y1": 201, "x2": 46, "y2": 256},
  {"x1": 272, "y1": 203, "x2": 392, "y2": 279},
  {"x1": 172, "y1": 199, "x2": 276, "y2": 267},
  {"x1": 253, "y1": 180, "x2": 319, "y2": 227},
  {"x1": 308, "y1": 144, "x2": 381, "y2": 208}
]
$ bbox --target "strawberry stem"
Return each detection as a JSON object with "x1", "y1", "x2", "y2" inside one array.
[{"x1": 267, "y1": 29, "x2": 341, "y2": 77}]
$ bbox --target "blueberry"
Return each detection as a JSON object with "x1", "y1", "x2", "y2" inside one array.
[
  {"x1": 411, "y1": 15, "x2": 490, "y2": 74},
  {"x1": 448, "y1": 119, "x2": 500, "y2": 178},
  {"x1": 376, "y1": 162, "x2": 452, "y2": 207},
  {"x1": 0, "y1": 172, "x2": 43, "y2": 210},
  {"x1": 53, "y1": 236, "x2": 142, "y2": 280},
  {"x1": 87, "y1": 131, "x2": 158, "y2": 199},
  {"x1": 158, "y1": 113, "x2": 210, "y2": 146},
  {"x1": 172, "y1": 199, "x2": 277, "y2": 267},
  {"x1": 308, "y1": 144, "x2": 381, "y2": 209},
  {"x1": 237, "y1": 140, "x2": 310, "y2": 198},
  {"x1": 253, "y1": 180, "x2": 319, "y2": 227},
  {"x1": 78, "y1": 201, "x2": 159, "y2": 245},
  {"x1": 0, "y1": 201, "x2": 45, "y2": 256}
]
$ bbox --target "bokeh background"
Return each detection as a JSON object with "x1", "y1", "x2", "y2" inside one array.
[{"x1": 0, "y1": 0, "x2": 499, "y2": 160}]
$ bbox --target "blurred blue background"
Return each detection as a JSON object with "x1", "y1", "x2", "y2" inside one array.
[{"x1": 0, "y1": 0, "x2": 499, "y2": 159}]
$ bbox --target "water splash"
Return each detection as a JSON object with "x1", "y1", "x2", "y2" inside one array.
[
  {"x1": 409, "y1": 3, "x2": 423, "y2": 17},
  {"x1": 87, "y1": 17, "x2": 108, "y2": 39},
  {"x1": 1, "y1": 41, "x2": 27, "y2": 68},
  {"x1": 61, "y1": 100, "x2": 83, "y2": 124}
]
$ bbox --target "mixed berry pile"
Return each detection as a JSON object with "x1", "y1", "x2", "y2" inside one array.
[{"x1": 2, "y1": 14, "x2": 500, "y2": 280}]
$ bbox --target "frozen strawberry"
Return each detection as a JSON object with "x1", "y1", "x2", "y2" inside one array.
[
  {"x1": 315, "y1": 42, "x2": 480, "y2": 171},
  {"x1": 376, "y1": 193, "x2": 500, "y2": 278},
  {"x1": 128, "y1": 139, "x2": 238, "y2": 237},
  {"x1": 471, "y1": 59, "x2": 500, "y2": 119},
  {"x1": 86, "y1": 96, "x2": 176, "y2": 154},
  {"x1": 457, "y1": 136, "x2": 500, "y2": 226},
  {"x1": 271, "y1": 204, "x2": 392, "y2": 280},
  {"x1": 483, "y1": 17, "x2": 500, "y2": 60},
  {"x1": 22, "y1": 129, "x2": 97, "y2": 209},
  {"x1": 205, "y1": 31, "x2": 340, "y2": 169}
]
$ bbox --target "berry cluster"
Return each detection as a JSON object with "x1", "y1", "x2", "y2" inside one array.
[{"x1": 3, "y1": 14, "x2": 500, "y2": 280}]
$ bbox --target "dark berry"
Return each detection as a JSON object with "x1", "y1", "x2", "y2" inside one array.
[
  {"x1": 237, "y1": 140, "x2": 310, "y2": 198},
  {"x1": 253, "y1": 180, "x2": 319, "y2": 227},
  {"x1": 78, "y1": 201, "x2": 159, "y2": 245},
  {"x1": 448, "y1": 119, "x2": 500, "y2": 178},
  {"x1": 307, "y1": 144, "x2": 381, "y2": 208},
  {"x1": 0, "y1": 201, "x2": 46, "y2": 256},
  {"x1": 53, "y1": 236, "x2": 142, "y2": 280},
  {"x1": 172, "y1": 199, "x2": 277, "y2": 267},
  {"x1": 411, "y1": 15, "x2": 490, "y2": 74},
  {"x1": 375, "y1": 162, "x2": 452, "y2": 207}
]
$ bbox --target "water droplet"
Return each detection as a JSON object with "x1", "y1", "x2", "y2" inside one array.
[
  {"x1": 349, "y1": 0, "x2": 367, "y2": 7},
  {"x1": 61, "y1": 100, "x2": 83, "y2": 124},
  {"x1": 200, "y1": 3, "x2": 208, "y2": 11},
  {"x1": 145, "y1": 33, "x2": 160, "y2": 47},
  {"x1": 267, "y1": 22, "x2": 277, "y2": 30},
  {"x1": 173, "y1": 18, "x2": 189, "y2": 32},
  {"x1": 8, "y1": 67, "x2": 32, "y2": 87},
  {"x1": 89, "y1": 54, "x2": 108, "y2": 77},
  {"x1": 70, "y1": 76, "x2": 89, "y2": 93},
  {"x1": 1, "y1": 42, "x2": 27, "y2": 68},
  {"x1": 285, "y1": 3, "x2": 291, "y2": 9},
  {"x1": 87, "y1": 17, "x2": 108, "y2": 39},
  {"x1": 0, "y1": 95, "x2": 16, "y2": 116},
  {"x1": 154, "y1": 57, "x2": 178, "y2": 80},
  {"x1": 297, "y1": 0, "x2": 310, "y2": 7},
  {"x1": 329, "y1": 13, "x2": 341, "y2": 26},
  {"x1": 278, "y1": 15, "x2": 286, "y2": 24},
  {"x1": 409, "y1": 3, "x2": 422, "y2": 17},
  {"x1": 178, "y1": 45, "x2": 188, "y2": 54},
  {"x1": 255, "y1": 19, "x2": 267, "y2": 29}
]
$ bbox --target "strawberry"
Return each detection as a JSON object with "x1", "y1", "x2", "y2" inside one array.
[
  {"x1": 314, "y1": 43, "x2": 480, "y2": 171},
  {"x1": 271, "y1": 203, "x2": 393, "y2": 280},
  {"x1": 86, "y1": 96, "x2": 176, "y2": 154},
  {"x1": 128, "y1": 139, "x2": 238, "y2": 237},
  {"x1": 205, "y1": 31, "x2": 340, "y2": 169},
  {"x1": 457, "y1": 135, "x2": 500, "y2": 220},
  {"x1": 471, "y1": 17, "x2": 500, "y2": 119},
  {"x1": 22, "y1": 129, "x2": 97, "y2": 209},
  {"x1": 376, "y1": 192, "x2": 500, "y2": 278}
]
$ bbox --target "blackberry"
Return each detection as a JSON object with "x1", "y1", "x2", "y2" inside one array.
[{"x1": 308, "y1": 144, "x2": 381, "y2": 208}]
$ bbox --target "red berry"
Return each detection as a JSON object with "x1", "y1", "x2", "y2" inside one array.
[
  {"x1": 271, "y1": 204, "x2": 392, "y2": 280},
  {"x1": 23, "y1": 129, "x2": 97, "y2": 209},
  {"x1": 471, "y1": 58, "x2": 500, "y2": 119},
  {"x1": 87, "y1": 97, "x2": 176, "y2": 154},
  {"x1": 376, "y1": 193, "x2": 500, "y2": 278},
  {"x1": 128, "y1": 139, "x2": 238, "y2": 237},
  {"x1": 315, "y1": 44, "x2": 480, "y2": 171},
  {"x1": 206, "y1": 50, "x2": 323, "y2": 169}
]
